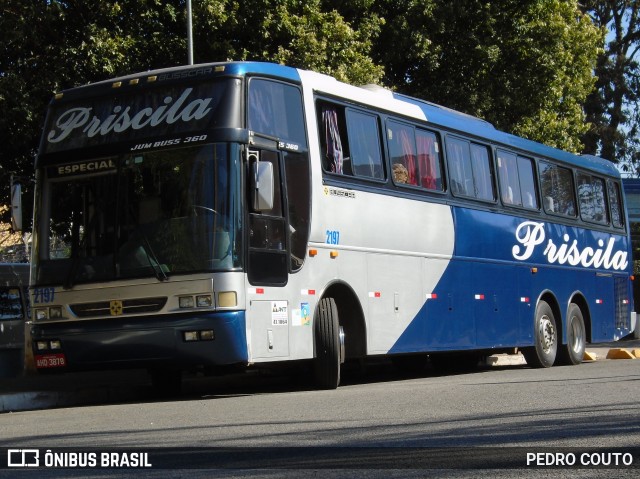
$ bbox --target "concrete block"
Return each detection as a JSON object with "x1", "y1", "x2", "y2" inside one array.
[{"x1": 605, "y1": 348, "x2": 636, "y2": 360}]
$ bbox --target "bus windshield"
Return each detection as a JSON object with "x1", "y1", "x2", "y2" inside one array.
[{"x1": 35, "y1": 143, "x2": 240, "y2": 287}]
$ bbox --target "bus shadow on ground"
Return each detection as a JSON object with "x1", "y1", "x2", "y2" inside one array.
[{"x1": 176, "y1": 356, "x2": 517, "y2": 401}]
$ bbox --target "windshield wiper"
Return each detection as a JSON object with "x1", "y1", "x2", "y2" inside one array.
[{"x1": 140, "y1": 235, "x2": 169, "y2": 282}]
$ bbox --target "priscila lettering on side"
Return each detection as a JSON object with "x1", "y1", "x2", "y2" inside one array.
[{"x1": 512, "y1": 220, "x2": 628, "y2": 271}]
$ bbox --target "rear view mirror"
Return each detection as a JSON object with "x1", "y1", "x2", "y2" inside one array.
[
  {"x1": 250, "y1": 151, "x2": 274, "y2": 211},
  {"x1": 10, "y1": 180, "x2": 22, "y2": 232}
]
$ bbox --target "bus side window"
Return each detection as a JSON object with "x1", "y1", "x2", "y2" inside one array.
[
  {"x1": 319, "y1": 102, "x2": 349, "y2": 174},
  {"x1": 416, "y1": 129, "x2": 444, "y2": 191},
  {"x1": 608, "y1": 180, "x2": 625, "y2": 228},
  {"x1": 447, "y1": 137, "x2": 496, "y2": 201},
  {"x1": 540, "y1": 161, "x2": 576, "y2": 217},
  {"x1": 388, "y1": 120, "x2": 418, "y2": 185},
  {"x1": 345, "y1": 109, "x2": 384, "y2": 180},
  {"x1": 516, "y1": 156, "x2": 538, "y2": 209},
  {"x1": 470, "y1": 143, "x2": 495, "y2": 201},
  {"x1": 497, "y1": 150, "x2": 522, "y2": 206},
  {"x1": 578, "y1": 172, "x2": 608, "y2": 224},
  {"x1": 497, "y1": 150, "x2": 538, "y2": 209},
  {"x1": 447, "y1": 137, "x2": 474, "y2": 197}
]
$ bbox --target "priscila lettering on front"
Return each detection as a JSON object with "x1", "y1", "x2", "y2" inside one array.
[
  {"x1": 47, "y1": 88, "x2": 213, "y2": 144},
  {"x1": 512, "y1": 221, "x2": 628, "y2": 271}
]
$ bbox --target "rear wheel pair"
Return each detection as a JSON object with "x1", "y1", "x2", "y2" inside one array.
[{"x1": 523, "y1": 301, "x2": 586, "y2": 368}]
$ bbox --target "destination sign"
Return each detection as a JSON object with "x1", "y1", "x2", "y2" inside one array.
[{"x1": 42, "y1": 79, "x2": 237, "y2": 154}]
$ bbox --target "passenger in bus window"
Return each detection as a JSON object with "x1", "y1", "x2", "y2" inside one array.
[
  {"x1": 388, "y1": 122, "x2": 417, "y2": 185},
  {"x1": 393, "y1": 163, "x2": 409, "y2": 183}
]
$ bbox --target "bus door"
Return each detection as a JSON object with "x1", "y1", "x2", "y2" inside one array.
[
  {"x1": 247, "y1": 147, "x2": 290, "y2": 359},
  {"x1": 247, "y1": 148, "x2": 288, "y2": 286},
  {"x1": 245, "y1": 76, "x2": 310, "y2": 361}
]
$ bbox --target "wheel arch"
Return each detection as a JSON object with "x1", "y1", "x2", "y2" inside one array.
[{"x1": 319, "y1": 280, "x2": 367, "y2": 359}]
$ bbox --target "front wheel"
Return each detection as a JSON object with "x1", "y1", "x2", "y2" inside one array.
[
  {"x1": 557, "y1": 303, "x2": 586, "y2": 365},
  {"x1": 313, "y1": 298, "x2": 341, "y2": 389},
  {"x1": 523, "y1": 300, "x2": 557, "y2": 368}
]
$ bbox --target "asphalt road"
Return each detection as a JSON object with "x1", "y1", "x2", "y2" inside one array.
[{"x1": 0, "y1": 356, "x2": 638, "y2": 478}]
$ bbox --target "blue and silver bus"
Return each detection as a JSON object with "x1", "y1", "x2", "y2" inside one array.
[{"x1": 28, "y1": 61, "x2": 635, "y2": 390}]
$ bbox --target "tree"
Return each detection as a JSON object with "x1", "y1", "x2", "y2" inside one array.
[
  {"x1": 191, "y1": 0, "x2": 384, "y2": 84},
  {"x1": 582, "y1": 0, "x2": 640, "y2": 171},
  {"x1": 369, "y1": 0, "x2": 602, "y2": 153}
]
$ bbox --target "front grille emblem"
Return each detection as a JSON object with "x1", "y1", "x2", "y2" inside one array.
[{"x1": 110, "y1": 300, "x2": 123, "y2": 316}]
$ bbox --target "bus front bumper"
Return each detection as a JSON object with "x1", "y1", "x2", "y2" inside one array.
[{"x1": 30, "y1": 311, "x2": 248, "y2": 372}]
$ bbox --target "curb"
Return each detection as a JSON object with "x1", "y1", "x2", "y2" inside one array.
[
  {"x1": 0, "y1": 385, "x2": 146, "y2": 414},
  {"x1": 1, "y1": 391, "x2": 65, "y2": 413}
]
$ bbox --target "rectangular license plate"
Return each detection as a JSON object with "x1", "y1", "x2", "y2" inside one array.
[{"x1": 35, "y1": 353, "x2": 67, "y2": 369}]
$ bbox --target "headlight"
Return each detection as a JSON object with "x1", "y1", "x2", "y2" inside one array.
[
  {"x1": 199, "y1": 330, "x2": 215, "y2": 341},
  {"x1": 183, "y1": 331, "x2": 198, "y2": 342},
  {"x1": 35, "y1": 306, "x2": 64, "y2": 320},
  {"x1": 196, "y1": 294, "x2": 212, "y2": 307},
  {"x1": 179, "y1": 296, "x2": 195, "y2": 308},
  {"x1": 179, "y1": 294, "x2": 213, "y2": 309}
]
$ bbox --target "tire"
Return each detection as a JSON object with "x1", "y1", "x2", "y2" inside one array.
[
  {"x1": 523, "y1": 300, "x2": 557, "y2": 368},
  {"x1": 557, "y1": 303, "x2": 586, "y2": 365},
  {"x1": 314, "y1": 297, "x2": 341, "y2": 389}
]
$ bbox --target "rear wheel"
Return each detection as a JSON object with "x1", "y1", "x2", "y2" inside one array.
[
  {"x1": 557, "y1": 303, "x2": 586, "y2": 365},
  {"x1": 523, "y1": 300, "x2": 557, "y2": 368},
  {"x1": 314, "y1": 298, "x2": 341, "y2": 389}
]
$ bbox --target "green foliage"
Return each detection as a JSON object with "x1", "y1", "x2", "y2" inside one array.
[
  {"x1": 509, "y1": 1, "x2": 603, "y2": 152},
  {"x1": 372, "y1": 0, "x2": 602, "y2": 153},
  {"x1": 192, "y1": 0, "x2": 384, "y2": 84}
]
